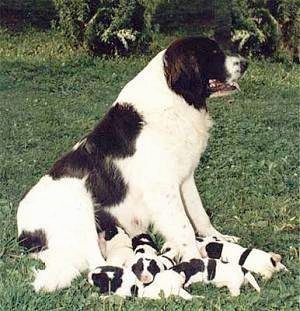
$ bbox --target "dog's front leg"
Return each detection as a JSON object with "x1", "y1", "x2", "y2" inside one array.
[
  {"x1": 181, "y1": 175, "x2": 239, "y2": 242},
  {"x1": 145, "y1": 184, "x2": 199, "y2": 261}
]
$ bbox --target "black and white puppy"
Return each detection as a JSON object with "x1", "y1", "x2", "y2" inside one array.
[
  {"x1": 98, "y1": 226, "x2": 135, "y2": 267},
  {"x1": 131, "y1": 233, "x2": 159, "y2": 256},
  {"x1": 196, "y1": 236, "x2": 288, "y2": 279},
  {"x1": 89, "y1": 265, "x2": 192, "y2": 300},
  {"x1": 173, "y1": 258, "x2": 260, "y2": 297},
  {"x1": 17, "y1": 36, "x2": 247, "y2": 291}
]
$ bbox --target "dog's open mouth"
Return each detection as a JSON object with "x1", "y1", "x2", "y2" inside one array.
[{"x1": 208, "y1": 79, "x2": 240, "y2": 98}]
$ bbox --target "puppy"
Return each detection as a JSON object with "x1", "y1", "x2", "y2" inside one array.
[
  {"x1": 98, "y1": 226, "x2": 135, "y2": 267},
  {"x1": 173, "y1": 258, "x2": 260, "y2": 297},
  {"x1": 196, "y1": 236, "x2": 288, "y2": 279},
  {"x1": 131, "y1": 233, "x2": 159, "y2": 255},
  {"x1": 89, "y1": 266, "x2": 192, "y2": 300},
  {"x1": 88, "y1": 266, "x2": 142, "y2": 298}
]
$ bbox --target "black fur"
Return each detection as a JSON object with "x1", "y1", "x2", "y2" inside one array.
[
  {"x1": 207, "y1": 259, "x2": 217, "y2": 281},
  {"x1": 239, "y1": 248, "x2": 252, "y2": 266},
  {"x1": 195, "y1": 236, "x2": 204, "y2": 242},
  {"x1": 164, "y1": 37, "x2": 228, "y2": 110},
  {"x1": 48, "y1": 103, "x2": 143, "y2": 210},
  {"x1": 18, "y1": 229, "x2": 47, "y2": 252},
  {"x1": 161, "y1": 255, "x2": 175, "y2": 266},
  {"x1": 205, "y1": 242, "x2": 223, "y2": 259},
  {"x1": 104, "y1": 226, "x2": 119, "y2": 241},
  {"x1": 130, "y1": 285, "x2": 139, "y2": 297},
  {"x1": 132, "y1": 234, "x2": 159, "y2": 252},
  {"x1": 95, "y1": 209, "x2": 118, "y2": 233},
  {"x1": 131, "y1": 258, "x2": 144, "y2": 279},
  {"x1": 91, "y1": 266, "x2": 124, "y2": 293},
  {"x1": 172, "y1": 259, "x2": 205, "y2": 285},
  {"x1": 270, "y1": 257, "x2": 276, "y2": 267},
  {"x1": 135, "y1": 248, "x2": 145, "y2": 254},
  {"x1": 148, "y1": 259, "x2": 161, "y2": 277},
  {"x1": 241, "y1": 267, "x2": 248, "y2": 275}
]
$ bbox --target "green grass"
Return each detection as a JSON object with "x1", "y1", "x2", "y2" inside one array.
[{"x1": 0, "y1": 28, "x2": 299, "y2": 310}]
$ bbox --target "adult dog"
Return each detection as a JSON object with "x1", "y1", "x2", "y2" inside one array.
[{"x1": 17, "y1": 37, "x2": 247, "y2": 291}]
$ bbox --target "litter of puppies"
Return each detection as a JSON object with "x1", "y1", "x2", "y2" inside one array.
[{"x1": 89, "y1": 226, "x2": 288, "y2": 300}]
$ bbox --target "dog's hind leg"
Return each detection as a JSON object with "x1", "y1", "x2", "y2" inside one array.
[{"x1": 181, "y1": 175, "x2": 239, "y2": 242}]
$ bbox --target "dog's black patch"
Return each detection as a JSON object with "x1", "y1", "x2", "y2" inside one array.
[
  {"x1": 148, "y1": 259, "x2": 161, "y2": 277},
  {"x1": 164, "y1": 37, "x2": 228, "y2": 110},
  {"x1": 86, "y1": 103, "x2": 144, "y2": 158},
  {"x1": 104, "y1": 226, "x2": 119, "y2": 241},
  {"x1": 241, "y1": 267, "x2": 248, "y2": 275},
  {"x1": 270, "y1": 257, "x2": 276, "y2": 267},
  {"x1": 164, "y1": 247, "x2": 171, "y2": 252},
  {"x1": 86, "y1": 160, "x2": 128, "y2": 207},
  {"x1": 49, "y1": 103, "x2": 143, "y2": 210},
  {"x1": 18, "y1": 229, "x2": 47, "y2": 252},
  {"x1": 135, "y1": 248, "x2": 145, "y2": 254},
  {"x1": 92, "y1": 272, "x2": 110, "y2": 294},
  {"x1": 132, "y1": 234, "x2": 159, "y2": 252},
  {"x1": 132, "y1": 258, "x2": 144, "y2": 279},
  {"x1": 205, "y1": 242, "x2": 223, "y2": 259},
  {"x1": 207, "y1": 259, "x2": 217, "y2": 281},
  {"x1": 239, "y1": 248, "x2": 252, "y2": 266},
  {"x1": 130, "y1": 285, "x2": 139, "y2": 297},
  {"x1": 95, "y1": 209, "x2": 118, "y2": 233}
]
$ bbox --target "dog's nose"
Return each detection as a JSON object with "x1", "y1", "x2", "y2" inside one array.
[{"x1": 240, "y1": 58, "x2": 248, "y2": 73}]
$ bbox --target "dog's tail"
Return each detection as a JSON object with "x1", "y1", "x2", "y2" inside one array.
[{"x1": 242, "y1": 268, "x2": 260, "y2": 292}]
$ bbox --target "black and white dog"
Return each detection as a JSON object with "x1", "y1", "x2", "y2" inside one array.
[{"x1": 17, "y1": 36, "x2": 247, "y2": 291}]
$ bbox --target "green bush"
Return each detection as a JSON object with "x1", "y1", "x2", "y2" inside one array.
[
  {"x1": 231, "y1": 0, "x2": 300, "y2": 61},
  {"x1": 54, "y1": 0, "x2": 152, "y2": 55}
]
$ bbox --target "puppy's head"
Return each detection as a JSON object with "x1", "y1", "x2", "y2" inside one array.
[
  {"x1": 131, "y1": 256, "x2": 163, "y2": 284},
  {"x1": 88, "y1": 266, "x2": 123, "y2": 293},
  {"x1": 132, "y1": 233, "x2": 159, "y2": 255},
  {"x1": 164, "y1": 36, "x2": 248, "y2": 108},
  {"x1": 269, "y1": 252, "x2": 288, "y2": 273}
]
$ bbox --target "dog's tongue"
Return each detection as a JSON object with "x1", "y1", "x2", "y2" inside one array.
[{"x1": 208, "y1": 79, "x2": 240, "y2": 98}]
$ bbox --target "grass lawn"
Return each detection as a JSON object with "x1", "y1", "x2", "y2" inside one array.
[{"x1": 0, "y1": 28, "x2": 299, "y2": 310}]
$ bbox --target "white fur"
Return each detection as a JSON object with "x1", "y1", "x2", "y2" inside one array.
[
  {"x1": 17, "y1": 176, "x2": 105, "y2": 291},
  {"x1": 99, "y1": 227, "x2": 135, "y2": 268},
  {"x1": 140, "y1": 270, "x2": 192, "y2": 300},
  {"x1": 225, "y1": 56, "x2": 245, "y2": 83},
  {"x1": 185, "y1": 258, "x2": 260, "y2": 297}
]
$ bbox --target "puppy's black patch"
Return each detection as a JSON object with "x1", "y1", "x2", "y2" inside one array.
[
  {"x1": 132, "y1": 234, "x2": 158, "y2": 252},
  {"x1": 270, "y1": 257, "x2": 276, "y2": 267},
  {"x1": 132, "y1": 258, "x2": 144, "y2": 279},
  {"x1": 18, "y1": 229, "x2": 47, "y2": 252},
  {"x1": 104, "y1": 226, "x2": 119, "y2": 241},
  {"x1": 195, "y1": 236, "x2": 204, "y2": 242},
  {"x1": 172, "y1": 259, "x2": 205, "y2": 285},
  {"x1": 135, "y1": 248, "x2": 145, "y2": 254},
  {"x1": 205, "y1": 242, "x2": 223, "y2": 259},
  {"x1": 130, "y1": 285, "x2": 139, "y2": 297},
  {"x1": 239, "y1": 248, "x2": 252, "y2": 266},
  {"x1": 207, "y1": 259, "x2": 216, "y2": 281},
  {"x1": 148, "y1": 259, "x2": 161, "y2": 277},
  {"x1": 92, "y1": 266, "x2": 124, "y2": 293}
]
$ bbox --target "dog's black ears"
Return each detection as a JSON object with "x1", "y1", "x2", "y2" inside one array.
[
  {"x1": 164, "y1": 46, "x2": 207, "y2": 110},
  {"x1": 92, "y1": 272, "x2": 109, "y2": 293}
]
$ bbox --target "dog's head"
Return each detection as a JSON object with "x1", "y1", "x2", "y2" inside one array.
[
  {"x1": 132, "y1": 233, "x2": 159, "y2": 255},
  {"x1": 164, "y1": 36, "x2": 248, "y2": 109}
]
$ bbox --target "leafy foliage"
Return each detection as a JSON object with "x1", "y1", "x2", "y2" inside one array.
[
  {"x1": 53, "y1": 0, "x2": 152, "y2": 55},
  {"x1": 231, "y1": 0, "x2": 300, "y2": 61}
]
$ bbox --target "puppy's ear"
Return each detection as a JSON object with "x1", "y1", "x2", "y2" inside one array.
[{"x1": 269, "y1": 252, "x2": 282, "y2": 263}]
